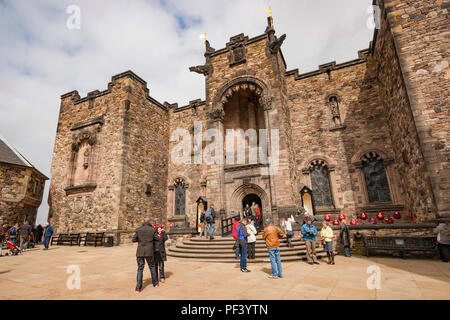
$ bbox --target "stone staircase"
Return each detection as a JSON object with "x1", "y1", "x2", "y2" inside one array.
[{"x1": 167, "y1": 235, "x2": 334, "y2": 263}]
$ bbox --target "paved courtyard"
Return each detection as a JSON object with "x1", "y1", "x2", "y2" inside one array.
[{"x1": 0, "y1": 244, "x2": 449, "y2": 300}]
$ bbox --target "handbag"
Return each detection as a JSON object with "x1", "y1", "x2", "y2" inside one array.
[
  {"x1": 286, "y1": 230, "x2": 294, "y2": 238},
  {"x1": 232, "y1": 239, "x2": 239, "y2": 251}
]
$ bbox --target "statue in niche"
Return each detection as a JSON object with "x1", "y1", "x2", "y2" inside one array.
[
  {"x1": 83, "y1": 149, "x2": 90, "y2": 169},
  {"x1": 329, "y1": 96, "x2": 342, "y2": 126}
]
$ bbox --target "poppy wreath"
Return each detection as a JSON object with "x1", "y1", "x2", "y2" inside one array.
[
  {"x1": 159, "y1": 224, "x2": 165, "y2": 229},
  {"x1": 338, "y1": 213, "x2": 346, "y2": 220},
  {"x1": 169, "y1": 222, "x2": 174, "y2": 229},
  {"x1": 393, "y1": 211, "x2": 401, "y2": 219},
  {"x1": 350, "y1": 218, "x2": 358, "y2": 225},
  {"x1": 385, "y1": 217, "x2": 394, "y2": 224},
  {"x1": 376, "y1": 212, "x2": 384, "y2": 220},
  {"x1": 369, "y1": 217, "x2": 377, "y2": 224},
  {"x1": 324, "y1": 214, "x2": 331, "y2": 221},
  {"x1": 333, "y1": 219, "x2": 340, "y2": 225},
  {"x1": 360, "y1": 212, "x2": 368, "y2": 220},
  {"x1": 152, "y1": 224, "x2": 157, "y2": 229}
]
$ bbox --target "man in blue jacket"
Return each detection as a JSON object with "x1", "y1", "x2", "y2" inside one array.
[
  {"x1": 236, "y1": 219, "x2": 251, "y2": 273},
  {"x1": 43, "y1": 221, "x2": 53, "y2": 250},
  {"x1": 301, "y1": 218, "x2": 319, "y2": 265}
]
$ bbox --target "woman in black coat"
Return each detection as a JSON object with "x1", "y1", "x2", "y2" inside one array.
[
  {"x1": 154, "y1": 225, "x2": 169, "y2": 283},
  {"x1": 340, "y1": 220, "x2": 351, "y2": 257}
]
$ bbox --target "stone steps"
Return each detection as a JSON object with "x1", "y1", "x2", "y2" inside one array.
[{"x1": 167, "y1": 236, "x2": 335, "y2": 263}]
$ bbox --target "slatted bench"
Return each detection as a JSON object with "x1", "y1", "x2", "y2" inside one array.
[
  {"x1": 363, "y1": 235, "x2": 437, "y2": 259},
  {"x1": 84, "y1": 232, "x2": 105, "y2": 247}
]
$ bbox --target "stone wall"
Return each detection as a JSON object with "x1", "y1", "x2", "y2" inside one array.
[
  {"x1": 373, "y1": 0, "x2": 438, "y2": 221},
  {"x1": 380, "y1": 0, "x2": 449, "y2": 217},
  {"x1": 0, "y1": 164, "x2": 46, "y2": 225}
]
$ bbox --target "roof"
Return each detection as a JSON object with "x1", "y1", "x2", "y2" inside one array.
[{"x1": 0, "y1": 135, "x2": 48, "y2": 179}]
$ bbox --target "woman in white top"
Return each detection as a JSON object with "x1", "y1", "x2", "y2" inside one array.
[
  {"x1": 246, "y1": 218, "x2": 258, "y2": 260},
  {"x1": 281, "y1": 214, "x2": 296, "y2": 247}
]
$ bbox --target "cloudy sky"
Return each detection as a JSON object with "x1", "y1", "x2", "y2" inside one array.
[{"x1": 0, "y1": 0, "x2": 374, "y2": 225}]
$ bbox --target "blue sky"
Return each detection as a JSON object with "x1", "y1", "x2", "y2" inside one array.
[{"x1": 0, "y1": 0, "x2": 374, "y2": 225}]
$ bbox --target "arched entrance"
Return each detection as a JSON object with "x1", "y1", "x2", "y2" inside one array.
[{"x1": 242, "y1": 193, "x2": 262, "y2": 211}]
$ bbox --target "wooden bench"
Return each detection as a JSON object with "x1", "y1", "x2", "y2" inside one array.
[
  {"x1": 84, "y1": 232, "x2": 105, "y2": 247},
  {"x1": 50, "y1": 233, "x2": 81, "y2": 246},
  {"x1": 363, "y1": 235, "x2": 437, "y2": 259}
]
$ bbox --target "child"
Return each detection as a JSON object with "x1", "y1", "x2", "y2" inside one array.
[{"x1": 154, "y1": 225, "x2": 169, "y2": 283}]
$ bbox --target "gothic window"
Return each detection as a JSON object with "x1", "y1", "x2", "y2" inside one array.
[
  {"x1": 174, "y1": 178, "x2": 186, "y2": 215},
  {"x1": 362, "y1": 152, "x2": 391, "y2": 203},
  {"x1": 309, "y1": 160, "x2": 333, "y2": 207}
]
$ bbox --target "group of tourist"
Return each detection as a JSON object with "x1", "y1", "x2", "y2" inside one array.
[
  {"x1": 243, "y1": 202, "x2": 263, "y2": 232},
  {"x1": 0, "y1": 220, "x2": 54, "y2": 256},
  {"x1": 132, "y1": 218, "x2": 168, "y2": 293}
]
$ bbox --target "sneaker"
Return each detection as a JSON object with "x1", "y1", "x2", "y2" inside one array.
[
  {"x1": 135, "y1": 290, "x2": 141, "y2": 294},
  {"x1": 160, "y1": 279, "x2": 165, "y2": 283},
  {"x1": 268, "y1": 275, "x2": 278, "y2": 279},
  {"x1": 241, "y1": 269, "x2": 251, "y2": 273},
  {"x1": 278, "y1": 275, "x2": 283, "y2": 278},
  {"x1": 313, "y1": 261, "x2": 320, "y2": 265},
  {"x1": 308, "y1": 262, "x2": 314, "y2": 265},
  {"x1": 154, "y1": 284, "x2": 159, "y2": 288}
]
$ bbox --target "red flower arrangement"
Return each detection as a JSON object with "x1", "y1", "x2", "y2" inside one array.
[
  {"x1": 369, "y1": 217, "x2": 377, "y2": 224},
  {"x1": 169, "y1": 222, "x2": 174, "y2": 229},
  {"x1": 385, "y1": 217, "x2": 394, "y2": 224},
  {"x1": 338, "y1": 213, "x2": 346, "y2": 220},
  {"x1": 350, "y1": 218, "x2": 358, "y2": 225},
  {"x1": 376, "y1": 212, "x2": 384, "y2": 220},
  {"x1": 152, "y1": 224, "x2": 157, "y2": 229},
  {"x1": 360, "y1": 212, "x2": 368, "y2": 220},
  {"x1": 333, "y1": 219, "x2": 340, "y2": 225},
  {"x1": 324, "y1": 214, "x2": 331, "y2": 221},
  {"x1": 393, "y1": 211, "x2": 401, "y2": 219}
]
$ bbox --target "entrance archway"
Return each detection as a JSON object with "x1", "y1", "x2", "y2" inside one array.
[{"x1": 242, "y1": 193, "x2": 262, "y2": 211}]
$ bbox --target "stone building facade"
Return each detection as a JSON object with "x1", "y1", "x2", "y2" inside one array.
[
  {"x1": 0, "y1": 136, "x2": 48, "y2": 225},
  {"x1": 48, "y1": 0, "x2": 449, "y2": 242}
]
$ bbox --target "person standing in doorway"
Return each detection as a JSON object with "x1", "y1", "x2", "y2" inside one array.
[
  {"x1": 154, "y1": 225, "x2": 169, "y2": 283},
  {"x1": 321, "y1": 221, "x2": 335, "y2": 265},
  {"x1": 301, "y1": 218, "x2": 319, "y2": 265},
  {"x1": 262, "y1": 218, "x2": 285, "y2": 279},
  {"x1": 18, "y1": 221, "x2": 32, "y2": 252},
  {"x1": 236, "y1": 218, "x2": 251, "y2": 272},
  {"x1": 205, "y1": 204, "x2": 216, "y2": 240},
  {"x1": 243, "y1": 204, "x2": 252, "y2": 219},
  {"x1": 43, "y1": 222, "x2": 53, "y2": 250},
  {"x1": 246, "y1": 218, "x2": 257, "y2": 260},
  {"x1": 340, "y1": 219, "x2": 351, "y2": 257},
  {"x1": 255, "y1": 204, "x2": 263, "y2": 232},
  {"x1": 133, "y1": 217, "x2": 158, "y2": 293}
]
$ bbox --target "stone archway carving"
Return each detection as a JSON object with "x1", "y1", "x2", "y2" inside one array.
[
  {"x1": 212, "y1": 76, "x2": 272, "y2": 114},
  {"x1": 229, "y1": 183, "x2": 270, "y2": 217}
]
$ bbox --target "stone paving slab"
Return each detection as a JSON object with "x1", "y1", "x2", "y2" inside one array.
[{"x1": 0, "y1": 244, "x2": 449, "y2": 300}]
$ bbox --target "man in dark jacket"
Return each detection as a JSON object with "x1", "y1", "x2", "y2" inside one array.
[
  {"x1": 132, "y1": 217, "x2": 158, "y2": 293},
  {"x1": 18, "y1": 221, "x2": 32, "y2": 251},
  {"x1": 340, "y1": 219, "x2": 351, "y2": 257}
]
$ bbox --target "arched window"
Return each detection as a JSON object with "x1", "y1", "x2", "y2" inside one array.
[
  {"x1": 174, "y1": 178, "x2": 186, "y2": 215},
  {"x1": 362, "y1": 152, "x2": 391, "y2": 203},
  {"x1": 309, "y1": 160, "x2": 333, "y2": 207}
]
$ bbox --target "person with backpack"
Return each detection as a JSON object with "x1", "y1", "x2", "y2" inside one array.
[
  {"x1": 205, "y1": 204, "x2": 216, "y2": 240},
  {"x1": 434, "y1": 219, "x2": 450, "y2": 263},
  {"x1": 246, "y1": 218, "x2": 258, "y2": 260},
  {"x1": 232, "y1": 217, "x2": 241, "y2": 259},
  {"x1": 236, "y1": 218, "x2": 251, "y2": 272}
]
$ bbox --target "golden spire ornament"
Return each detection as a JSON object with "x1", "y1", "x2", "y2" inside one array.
[{"x1": 265, "y1": 6, "x2": 273, "y2": 28}]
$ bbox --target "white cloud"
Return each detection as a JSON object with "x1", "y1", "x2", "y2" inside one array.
[{"x1": 0, "y1": 0, "x2": 373, "y2": 225}]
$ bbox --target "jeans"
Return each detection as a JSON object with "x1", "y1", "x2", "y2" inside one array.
[
  {"x1": 43, "y1": 236, "x2": 51, "y2": 249},
  {"x1": 154, "y1": 252, "x2": 165, "y2": 280},
  {"x1": 235, "y1": 247, "x2": 240, "y2": 258},
  {"x1": 209, "y1": 223, "x2": 216, "y2": 237},
  {"x1": 344, "y1": 245, "x2": 351, "y2": 257},
  {"x1": 268, "y1": 247, "x2": 283, "y2": 277},
  {"x1": 136, "y1": 256, "x2": 158, "y2": 290},
  {"x1": 239, "y1": 243, "x2": 248, "y2": 270}
]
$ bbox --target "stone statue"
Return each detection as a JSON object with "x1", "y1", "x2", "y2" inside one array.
[{"x1": 329, "y1": 96, "x2": 342, "y2": 126}]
